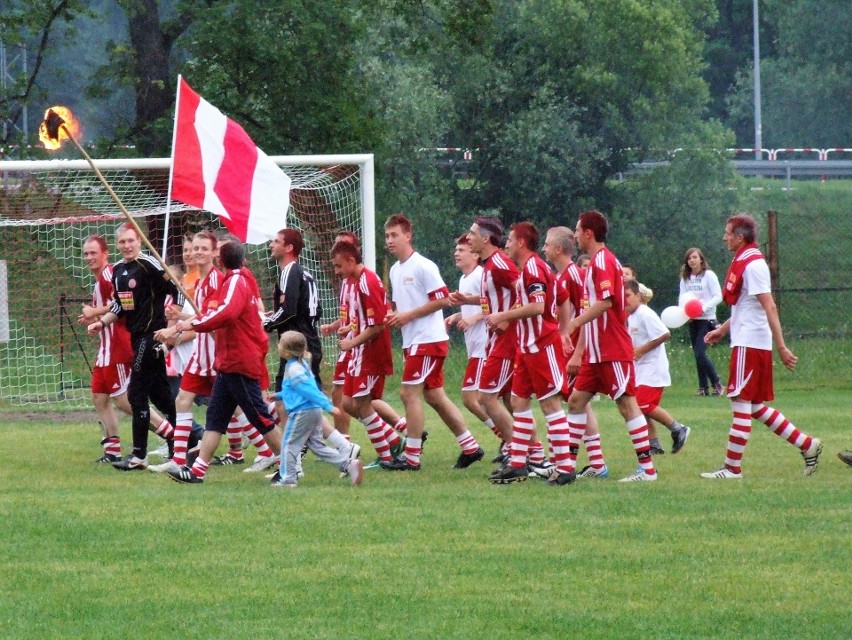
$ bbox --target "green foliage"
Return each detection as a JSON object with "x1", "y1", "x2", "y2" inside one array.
[
  {"x1": 721, "y1": 0, "x2": 851, "y2": 147},
  {"x1": 606, "y1": 125, "x2": 740, "y2": 307}
]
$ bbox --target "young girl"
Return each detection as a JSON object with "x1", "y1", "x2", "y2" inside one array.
[
  {"x1": 679, "y1": 247, "x2": 723, "y2": 396},
  {"x1": 625, "y1": 280, "x2": 691, "y2": 455},
  {"x1": 273, "y1": 331, "x2": 363, "y2": 488}
]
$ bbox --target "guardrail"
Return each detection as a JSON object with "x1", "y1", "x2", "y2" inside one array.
[{"x1": 624, "y1": 160, "x2": 852, "y2": 186}]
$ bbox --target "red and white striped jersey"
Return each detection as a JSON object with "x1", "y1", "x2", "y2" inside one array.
[
  {"x1": 556, "y1": 262, "x2": 585, "y2": 345},
  {"x1": 515, "y1": 254, "x2": 559, "y2": 354},
  {"x1": 582, "y1": 247, "x2": 633, "y2": 363},
  {"x1": 345, "y1": 268, "x2": 393, "y2": 377},
  {"x1": 480, "y1": 250, "x2": 519, "y2": 359},
  {"x1": 184, "y1": 267, "x2": 223, "y2": 377},
  {"x1": 94, "y1": 265, "x2": 132, "y2": 367}
]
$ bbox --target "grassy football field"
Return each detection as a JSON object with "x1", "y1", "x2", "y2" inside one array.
[{"x1": 0, "y1": 342, "x2": 850, "y2": 639}]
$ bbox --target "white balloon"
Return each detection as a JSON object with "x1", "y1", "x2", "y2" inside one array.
[
  {"x1": 678, "y1": 291, "x2": 698, "y2": 307},
  {"x1": 661, "y1": 305, "x2": 690, "y2": 329}
]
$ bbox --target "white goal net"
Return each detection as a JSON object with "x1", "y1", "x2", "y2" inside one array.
[{"x1": 0, "y1": 154, "x2": 374, "y2": 408}]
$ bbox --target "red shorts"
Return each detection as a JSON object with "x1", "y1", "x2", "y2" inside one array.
[
  {"x1": 401, "y1": 349, "x2": 445, "y2": 390},
  {"x1": 635, "y1": 385, "x2": 664, "y2": 413},
  {"x1": 343, "y1": 373, "x2": 386, "y2": 399},
  {"x1": 479, "y1": 355, "x2": 513, "y2": 396},
  {"x1": 461, "y1": 357, "x2": 485, "y2": 392},
  {"x1": 333, "y1": 356, "x2": 350, "y2": 386},
  {"x1": 511, "y1": 340, "x2": 567, "y2": 400},
  {"x1": 728, "y1": 346, "x2": 774, "y2": 402},
  {"x1": 574, "y1": 360, "x2": 636, "y2": 400},
  {"x1": 91, "y1": 363, "x2": 130, "y2": 397},
  {"x1": 181, "y1": 370, "x2": 216, "y2": 397}
]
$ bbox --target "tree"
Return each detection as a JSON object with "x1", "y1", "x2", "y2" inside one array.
[
  {"x1": 0, "y1": 0, "x2": 85, "y2": 147},
  {"x1": 726, "y1": 0, "x2": 851, "y2": 147}
]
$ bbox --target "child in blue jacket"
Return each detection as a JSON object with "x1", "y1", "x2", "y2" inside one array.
[{"x1": 272, "y1": 331, "x2": 363, "y2": 488}]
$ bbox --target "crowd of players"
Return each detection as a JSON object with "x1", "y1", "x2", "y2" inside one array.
[{"x1": 80, "y1": 209, "x2": 831, "y2": 488}]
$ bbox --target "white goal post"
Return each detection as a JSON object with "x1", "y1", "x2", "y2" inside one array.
[{"x1": 0, "y1": 154, "x2": 374, "y2": 408}]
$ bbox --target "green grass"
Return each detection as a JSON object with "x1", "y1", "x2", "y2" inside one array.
[{"x1": 1, "y1": 348, "x2": 850, "y2": 639}]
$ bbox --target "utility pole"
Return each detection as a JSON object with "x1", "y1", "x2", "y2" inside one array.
[{"x1": 753, "y1": 0, "x2": 763, "y2": 160}]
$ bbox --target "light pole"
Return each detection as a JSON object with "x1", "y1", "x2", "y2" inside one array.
[{"x1": 753, "y1": 0, "x2": 763, "y2": 160}]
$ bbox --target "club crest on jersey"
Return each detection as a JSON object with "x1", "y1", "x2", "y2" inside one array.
[{"x1": 127, "y1": 278, "x2": 136, "y2": 289}]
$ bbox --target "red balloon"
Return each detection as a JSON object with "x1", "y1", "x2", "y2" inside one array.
[{"x1": 684, "y1": 299, "x2": 703, "y2": 319}]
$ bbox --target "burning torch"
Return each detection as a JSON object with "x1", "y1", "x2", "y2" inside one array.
[{"x1": 39, "y1": 106, "x2": 200, "y2": 314}]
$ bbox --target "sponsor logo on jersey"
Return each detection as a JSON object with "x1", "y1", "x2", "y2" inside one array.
[{"x1": 600, "y1": 279, "x2": 611, "y2": 290}]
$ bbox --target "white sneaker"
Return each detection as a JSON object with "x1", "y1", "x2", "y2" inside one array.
[
  {"x1": 700, "y1": 467, "x2": 742, "y2": 479},
  {"x1": 243, "y1": 454, "x2": 277, "y2": 473},
  {"x1": 618, "y1": 470, "x2": 658, "y2": 482},
  {"x1": 340, "y1": 443, "x2": 362, "y2": 478},
  {"x1": 150, "y1": 442, "x2": 170, "y2": 458},
  {"x1": 801, "y1": 438, "x2": 823, "y2": 476},
  {"x1": 148, "y1": 460, "x2": 181, "y2": 474},
  {"x1": 347, "y1": 459, "x2": 364, "y2": 486},
  {"x1": 528, "y1": 460, "x2": 555, "y2": 478}
]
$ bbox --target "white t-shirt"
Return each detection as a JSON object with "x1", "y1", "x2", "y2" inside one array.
[
  {"x1": 679, "y1": 269, "x2": 722, "y2": 320},
  {"x1": 628, "y1": 304, "x2": 671, "y2": 387},
  {"x1": 458, "y1": 266, "x2": 487, "y2": 358},
  {"x1": 389, "y1": 251, "x2": 449, "y2": 348},
  {"x1": 730, "y1": 259, "x2": 772, "y2": 350},
  {"x1": 170, "y1": 299, "x2": 197, "y2": 375}
]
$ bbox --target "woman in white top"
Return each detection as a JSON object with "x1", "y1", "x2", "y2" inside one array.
[{"x1": 679, "y1": 247, "x2": 723, "y2": 396}]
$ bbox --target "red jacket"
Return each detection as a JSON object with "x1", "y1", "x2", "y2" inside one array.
[{"x1": 191, "y1": 268, "x2": 269, "y2": 381}]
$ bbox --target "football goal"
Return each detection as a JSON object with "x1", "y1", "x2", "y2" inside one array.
[{"x1": 0, "y1": 154, "x2": 374, "y2": 408}]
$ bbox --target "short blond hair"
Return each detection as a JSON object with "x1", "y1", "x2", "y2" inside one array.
[{"x1": 277, "y1": 331, "x2": 310, "y2": 361}]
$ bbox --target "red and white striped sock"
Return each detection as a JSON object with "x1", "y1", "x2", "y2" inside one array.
[
  {"x1": 102, "y1": 435, "x2": 121, "y2": 458},
  {"x1": 266, "y1": 401, "x2": 281, "y2": 425},
  {"x1": 172, "y1": 412, "x2": 193, "y2": 466},
  {"x1": 190, "y1": 456, "x2": 209, "y2": 479},
  {"x1": 455, "y1": 430, "x2": 480, "y2": 454},
  {"x1": 383, "y1": 423, "x2": 402, "y2": 449},
  {"x1": 544, "y1": 410, "x2": 571, "y2": 473},
  {"x1": 725, "y1": 401, "x2": 752, "y2": 474},
  {"x1": 528, "y1": 440, "x2": 545, "y2": 465},
  {"x1": 361, "y1": 413, "x2": 392, "y2": 461},
  {"x1": 394, "y1": 417, "x2": 408, "y2": 436},
  {"x1": 240, "y1": 415, "x2": 273, "y2": 457},
  {"x1": 153, "y1": 418, "x2": 174, "y2": 440},
  {"x1": 483, "y1": 417, "x2": 501, "y2": 442},
  {"x1": 627, "y1": 415, "x2": 655, "y2": 476},
  {"x1": 583, "y1": 433, "x2": 606, "y2": 469},
  {"x1": 225, "y1": 417, "x2": 244, "y2": 460},
  {"x1": 751, "y1": 403, "x2": 811, "y2": 451},
  {"x1": 404, "y1": 438, "x2": 422, "y2": 465},
  {"x1": 565, "y1": 413, "x2": 587, "y2": 473},
  {"x1": 509, "y1": 410, "x2": 535, "y2": 468}
]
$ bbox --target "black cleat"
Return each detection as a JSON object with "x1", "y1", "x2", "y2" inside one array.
[
  {"x1": 489, "y1": 464, "x2": 528, "y2": 484},
  {"x1": 671, "y1": 426, "x2": 691, "y2": 454},
  {"x1": 212, "y1": 453, "x2": 244, "y2": 466},
  {"x1": 168, "y1": 465, "x2": 203, "y2": 484},
  {"x1": 545, "y1": 468, "x2": 577, "y2": 486},
  {"x1": 454, "y1": 447, "x2": 485, "y2": 469},
  {"x1": 95, "y1": 453, "x2": 122, "y2": 464},
  {"x1": 111, "y1": 455, "x2": 148, "y2": 471},
  {"x1": 380, "y1": 456, "x2": 421, "y2": 471}
]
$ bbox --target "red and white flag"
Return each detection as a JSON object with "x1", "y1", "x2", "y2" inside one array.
[{"x1": 170, "y1": 76, "x2": 290, "y2": 244}]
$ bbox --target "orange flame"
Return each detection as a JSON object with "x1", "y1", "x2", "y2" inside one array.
[{"x1": 39, "y1": 106, "x2": 83, "y2": 150}]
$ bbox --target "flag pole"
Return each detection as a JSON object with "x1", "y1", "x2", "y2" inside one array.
[
  {"x1": 162, "y1": 74, "x2": 182, "y2": 258},
  {"x1": 59, "y1": 126, "x2": 200, "y2": 314}
]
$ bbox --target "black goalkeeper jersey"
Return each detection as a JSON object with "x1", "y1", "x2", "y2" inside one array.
[
  {"x1": 108, "y1": 254, "x2": 183, "y2": 340},
  {"x1": 264, "y1": 260, "x2": 323, "y2": 355}
]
